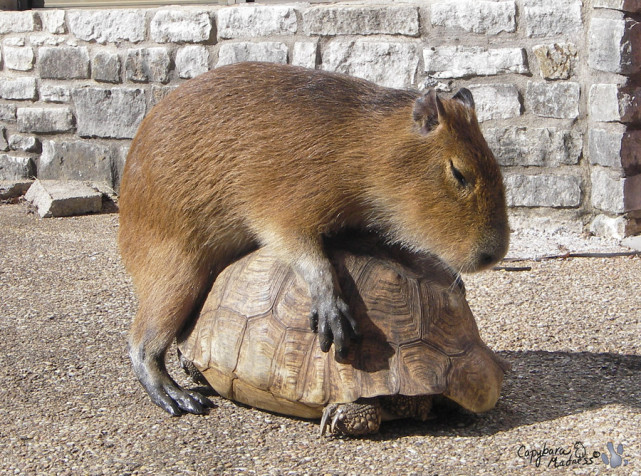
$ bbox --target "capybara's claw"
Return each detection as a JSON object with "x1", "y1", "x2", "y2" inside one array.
[
  {"x1": 150, "y1": 382, "x2": 213, "y2": 416},
  {"x1": 314, "y1": 297, "x2": 358, "y2": 360}
]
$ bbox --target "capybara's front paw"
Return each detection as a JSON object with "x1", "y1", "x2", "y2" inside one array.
[
  {"x1": 131, "y1": 347, "x2": 214, "y2": 416},
  {"x1": 309, "y1": 295, "x2": 359, "y2": 360}
]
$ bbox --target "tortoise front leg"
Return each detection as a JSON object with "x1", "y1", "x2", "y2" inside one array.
[{"x1": 320, "y1": 399, "x2": 382, "y2": 436}]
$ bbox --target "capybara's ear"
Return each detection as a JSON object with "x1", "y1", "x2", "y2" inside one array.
[
  {"x1": 413, "y1": 89, "x2": 445, "y2": 135},
  {"x1": 452, "y1": 88, "x2": 475, "y2": 110}
]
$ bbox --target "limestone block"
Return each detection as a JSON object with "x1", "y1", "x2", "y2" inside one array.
[
  {"x1": 522, "y1": 0, "x2": 582, "y2": 38},
  {"x1": 217, "y1": 6, "x2": 297, "y2": 39},
  {"x1": 0, "y1": 77, "x2": 37, "y2": 101},
  {"x1": 67, "y1": 10, "x2": 146, "y2": 44},
  {"x1": 92, "y1": 51, "x2": 121, "y2": 84},
  {"x1": 39, "y1": 47, "x2": 90, "y2": 80},
  {"x1": 151, "y1": 10, "x2": 212, "y2": 43},
  {"x1": 526, "y1": 81, "x2": 580, "y2": 119},
  {"x1": 591, "y1": 167, "x2": 624, "y2": 213},
  {"x1": 303, "y1": 5, "x2": 419, "y2": 36},
  {"x1": 484, "y1": 127, "x2": 582, "y2": 167},
  {"x1": 292, "y1": 41, "x2": 317, "y2": 69},
  {"x1": 0, "y1": 12, "x2": 35, "y2": 34},
  {"x1": 0, "y1": 104, "x2": 16, "y2": 122},
  {"x1": 125, "y1": 48, "x2": 171, "y2": 83},
  {"x1": 533, "y1": 43, "x2": 577, "y2": 79},
  {"x1": 589, "y1": 84, "x2": 641, "y2": 123},
  {"x1": 39, "y1": 10, "x2": 66, "y2": 34},
  {"x1": 8, "y1": 135, "x2": 40, "y2": 153},
  {"x1": 176, "y1": 45, "x2": 209, "y2": 79},
  {"x1": 505, "y1": 174, "x2": 582, "y2": 207},
  {"x1": 467, "y1": 84, "x2": 521, "y2": 121},
  {"x1": 322, "y1": 39, "x2": 420, "y2": 88},
  {"x1": 3, "y1": 45, "x2": 34, "y2": 71},
  {"x1": 0, "y1": 180, "x2": 33, "y2": 200},
  {"x1": 430, "y1": 1, "x2": 516, "y2": 35},
  {"x1": 424, "y1": 46, "x2": 528, "y2": 78},
  {"x1": 0, "y1": 155, "x2": 35, "y2": 180},
  {"x1": 594, "y1": 0, "x2": 641, "y2": 12},
  {"x1": 39, "y1": 140, "x2": 114, "y2": 184},
  {"x1": 589, "y1": 214, "x2": 627, "y2": 240},
  {"x1": 40, "y1": 84, "x2": 71, "y2": 103},
  {"x1": 217, "y1": 42, "x2": 288, "y2": 67},
  {"x1": 589, "y1": 16, "x2": 641, "y2": 74},
  {"x1": 24, "y1": 180, "x2": 102, "y2": 218},
  {"x1": 72, "y1": 87, "x2": 146, "y2": 139},
  {"x1": 17, "y1": 107, "x2": 74, "y2": 134}
]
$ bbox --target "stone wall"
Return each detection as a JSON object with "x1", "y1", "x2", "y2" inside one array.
[{"x1": 0, "y1": 1, "x2": 640, "y2": 238}]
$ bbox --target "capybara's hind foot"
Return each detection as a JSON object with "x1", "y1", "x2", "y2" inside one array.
[{"x1": 131, "y1": 347, "x2": 213, "y2": 416}]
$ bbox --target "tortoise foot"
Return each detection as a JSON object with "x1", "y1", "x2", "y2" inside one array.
[{"x1": 320, "y1": 399, "x2": 382, "y2": 437}]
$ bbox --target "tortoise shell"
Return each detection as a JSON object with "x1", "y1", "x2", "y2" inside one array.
[{"x1": 178, "y1": 240, "x2": 507, "y2": 420}]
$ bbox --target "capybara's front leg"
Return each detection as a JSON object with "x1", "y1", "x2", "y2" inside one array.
[
  {"x1": 127, "y1": 251, "x2": 214, "y2": 416},
  {"x1": 284, "y1": 238, "x2": 360, "y2": 358}
]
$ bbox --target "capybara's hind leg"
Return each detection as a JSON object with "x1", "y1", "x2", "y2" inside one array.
[{"x1": 128, "y1": 251, "x2": 214, "y2": 416}]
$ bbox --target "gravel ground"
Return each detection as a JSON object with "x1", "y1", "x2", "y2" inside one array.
[{"x1": 1, "y1": 202, "x2": 640, "y2": 476}]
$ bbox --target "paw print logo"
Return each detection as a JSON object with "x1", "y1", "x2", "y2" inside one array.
[{"x1": 601, "y1": 442, "x2": 629, "y2": 468}]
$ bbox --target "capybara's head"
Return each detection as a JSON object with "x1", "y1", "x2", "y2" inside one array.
[{"x1": 375, "y1": 88, "x2": 509, "y2": 273}]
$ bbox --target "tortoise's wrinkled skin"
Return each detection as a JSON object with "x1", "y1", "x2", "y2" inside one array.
[{"x1": 178, "y1": 238, "x2": 508, "y2": 436}]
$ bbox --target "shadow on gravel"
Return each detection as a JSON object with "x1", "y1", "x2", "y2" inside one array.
[{"x1": 373, "y1": 350, "x2": 641, "y2": 440}]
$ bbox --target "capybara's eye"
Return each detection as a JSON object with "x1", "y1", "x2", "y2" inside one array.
[{"x1": 450, "y1": 161, "x2": 468, "y2": 188}]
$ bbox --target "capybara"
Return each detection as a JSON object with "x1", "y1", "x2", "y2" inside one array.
[{"x1": 118, "y1": 62, "x2": 509, "y2": 415}]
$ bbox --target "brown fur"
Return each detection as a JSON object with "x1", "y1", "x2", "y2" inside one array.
[{"x1": 118, "y1": 62, "x2": 509, "y2": 415}]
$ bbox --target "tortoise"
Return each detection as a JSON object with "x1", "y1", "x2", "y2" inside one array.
[{"x1": 178, "y1": 237, "x2": 508, "y2": 436}]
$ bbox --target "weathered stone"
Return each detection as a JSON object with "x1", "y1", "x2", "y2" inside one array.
[
  {"x1": 590, "y1": 214, "x2": 627, "y2": 240},
  {"x1": 622, "y1": 234, "x2": 641, "y2": 250},
  {"x1": 39, "y1": 10, "x2": 66, "y2": 34},
  {"x1": 0, "y1": 180, "x2": 33, "y2": 200},
  {"x1": 505, "y1": 173, "x2": 582, "y2": 207},
  {"x1": 39, "y1": 47, "x2": 90, "y2": 80},
  {"x1": 303, "y1": 5, "x2": 419, "y2": 36},
  {"x1": 0, "y1": 77, "x2": 37, "y2": 101},
  {"x1": 533, "y1": 43, "x2": 577, "y2": 80},
  {"x1": 430, "y1": 1, "x2": 516, "y2": 35},
  {"x1": 0, "y1": 127, "x2": 6, "y2": 151},
  {"x1": 526, "y1": 81, "x2": 580, "y2": 119},
  {"x1": 151, "y1": 10, "x2": 212, "y2": 43},
  {"x1": 39, "y1": 140, "x2": 114, "y2": 184},
  {"x1": 589, "y1": 84, "x2": 641, "y2": 123},
  {"x1": 0, "y1": 12, "x2": 35, "y2": 34},
  {"x1": 24, "y1": 180, "x2": 102, "y2": 218},
  {"x1": 484, "y1": 127, "x2": 582, "y2": 167},
  {"x1": 621, "y1": 130, "x2": 641, "y2": 175},
  {"x1": 4, "y1": 45, "x2": 34, "y2": 71},
  {"x1": 0, "y1": 155, "x2": 35, "y2": 180},
  {"x1": 594, "y1": 0, "x2": 641, "y2": 12},
  {"x1": 40, "y1": 84, "x2": 71, "y2": 103},
  {"x1": 424, "y1": 46, "x2": 528, "y2": 78},
  {"x1": 92, "y1": 51, "x2": 121, "y2": 84},
  {"x1": 591, "y1": 167, "x2": 624, "y2": 213},
  {"x1": 17, "y1": 107, "x2": 74, "y2": 134},
  {"x1": 292, "y1": 41, "x2": 317, "y2": 69},
  {"x1": 467, "y1": 84, "x2": 520, "y2": 122},
  {"x1": 8, "y1": 135, "x2": 40, "y2": 153},
  {"x1": 323, "y1": 40, "x2": 420, "y2": 88},
  {"x1": 523, "y1": 0, "x2": 582, "y2": 38},
  {"x1": 125, "y1": 48, "x2": 171, "y2": 83},
  {"x1": 0, "y1": 104, "x2": 17, "y2": 122},
  {"x1": 176, "y1": 45, "x2": 209, "y2": 79},
  {"x1": 150, "y1": 85, "x2": 178, "y2": 108},
  {"x1": 589, "y1": 16, "x2": 641, "y2": 74},
  {"x1": 67, "y1": 10, "x2": 146, "y2": 44},
  {"x1": 73, "y1": 87, "x2": 146, "y2": 139},
  {"x1": 217, "y1": 42, "x2": 288, "y2": 67},
  {"x1": 218, "y1": 6, "x2": 297, "y2": 39}
]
